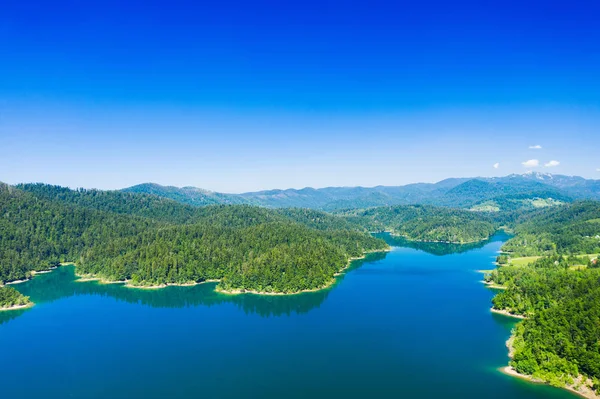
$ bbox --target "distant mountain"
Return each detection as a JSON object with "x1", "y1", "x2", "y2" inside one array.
[
  {"x1": 238, "y1": 173, "x2": 596, "y2": 210},
  {"x1": 123, "y1": 183, "x2": 249, "y2": 206},
  {"x1": 237, "y1": 185, "x2": 443, "y2": 210},
  {"x1": 120, "y1": 173, "x2": 600, "y2": 211},
  {"x1": 231, "y1": 180, "x2": 473, "y2": 209},
  {"x1": 435, "y1": 176, "x2": 574, "y2": 209},
  {"x1": 501, "y1": 171, "x2": 600, "y2": 199}
]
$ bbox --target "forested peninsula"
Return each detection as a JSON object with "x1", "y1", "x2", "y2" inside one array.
[
  {"x1": 0, "y1": 183, "x2": 387, "y2": 297},
  {"x1": 485, "y1": 202, "x2": 600, "y2": 398},
  {"x1": 0, "y1": 286, "x2": 32, "y2": 310}
]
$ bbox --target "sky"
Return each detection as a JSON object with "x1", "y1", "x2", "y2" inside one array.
[{"x1": 1, "y1": 0, "x2": 600, "y2": 193}]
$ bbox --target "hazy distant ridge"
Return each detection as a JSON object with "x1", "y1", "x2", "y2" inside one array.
[{"x1": 121, "y1": 173, "x2": 600, "y2": 211}]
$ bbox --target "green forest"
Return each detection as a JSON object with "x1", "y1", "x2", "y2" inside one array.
[
  {"x1": 338, "y1": 204, "x2": 497, "y2": 243},
  {"x1": 486, "y1": 201, "x2": 600, "y2": 393},
  {"x1": 501, "y1": 201, "x2": 600, "y2": 256},
  {"x1": 487, "y1": 255, "x2": 600, "y2": 391},
  {"x1": 0, "y1": 286, "x2": 31, "y2": 309},
  {"x1": 0, "y1": 183, "x2": 387, "y2": 295},
  {"x1": 78, "y1": 223, "x2": 382, "y2": 293}
]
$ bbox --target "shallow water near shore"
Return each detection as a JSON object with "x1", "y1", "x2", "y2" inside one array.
[{"x1": 0, "y1": 232, "x2": 577, "y2": 399}]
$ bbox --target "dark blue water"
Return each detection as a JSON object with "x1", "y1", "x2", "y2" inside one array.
[{"x1": 0, "y1": 233, "x2": 576, "y2": 398}]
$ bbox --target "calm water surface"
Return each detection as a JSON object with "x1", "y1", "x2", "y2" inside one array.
[{"x1": 0, "y1": 233, "x2": 577, "y2": 399}]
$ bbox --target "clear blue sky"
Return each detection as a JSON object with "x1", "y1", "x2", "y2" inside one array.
[{"x1": 1, "y1": 0, "x2": 599, "y2": 192}]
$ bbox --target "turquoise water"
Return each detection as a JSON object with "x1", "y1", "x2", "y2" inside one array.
[{"x1": 0, "y1": 233, "x2": 577, "y2": 399}]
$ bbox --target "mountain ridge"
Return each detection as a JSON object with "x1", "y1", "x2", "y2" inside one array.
[{"x1": 120, "y1": 173, "x2": 600, "y2": 211}]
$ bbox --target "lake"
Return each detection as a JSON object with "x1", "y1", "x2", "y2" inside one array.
[{"x1": 0, "y1": 233, "x2": 577, "y2": 398}]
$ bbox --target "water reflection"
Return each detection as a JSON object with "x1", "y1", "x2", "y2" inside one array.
[
  {"x1": 5, "y1": 233, "x2": 509, "y2": 323},
  {"x1": 0, "y1": 233, "x2": 508, "y2": 324},
  {"x1": 0, "y1": 308, "x2": 27, "y2": 326},
  {"x1": 374, "y1": 231, "x2": 510, "y2": 256},
  {"x1": 8, "y1": 252, "x2": 387, "y2": 319}
]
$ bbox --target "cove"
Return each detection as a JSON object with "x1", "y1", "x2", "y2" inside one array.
[{"x1": 0, "y1": 233, "x2": 579, "y2": 399}]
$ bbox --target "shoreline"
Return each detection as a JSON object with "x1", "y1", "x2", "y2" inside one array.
[
  {"x1": 482, "y1": 280, "x2": 507, "y2": 290},
  {"x1": 217, "y1": 247, "x2": 392, "y2": 295},
  {"x1": 501, "y1": 336, "x2": 599, "y2": 399},
  {"x1": 216, "y1": 282, "x2": 335, "y2": 296},
  {"x1": 487, "y1": 249, "x2": 599, "y2": 398},
  {"x1": 0, "y1": 302, "x2": 34, "y2": 312},
  {"x1": 5, "y1": 278, "x2": 30, "y2": 285},
  {"x1": 31, "y1": 269, "x2": 56, "y2": 275},
  {"x1": 75, "y1": 274, "x2": 220, "y2": 289},
  {"x1": 5, "y1": 266, "x2": 61, "y2": 286},
  {"x1": 385, "y1": 231, "x2": 493, "y2": 245},
  {"x1": 71, "y1": 247, "x2": 392, "y2": 295},
  {"x1": 1, "y1": 266, "x2": 64, "y2": 310},
  {"x1": 476, "y1": 269, "x2": 507, "y2": 290},
  {"x1": 125, "y1": 279, "x2": 220, "y2": 290},
  {"x1": 75, "y1": 274, "x2": 127, "y2": 285},
  {"x1": 4, "y1": 246, "x2": 390, "y2": 296},
  {"x1": 490, "y1": 307, "x2": 526, "y2": 319}
]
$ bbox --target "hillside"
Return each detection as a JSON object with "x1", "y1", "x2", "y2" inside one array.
[
  {"x1": 123, "y1": 183, "x2": 249, "y2": 207},
  {"x1": 487, "y1": 255, "x2": 600, "y2": 392},
  {"x1": 1, "y1": 183, "x2": 161, "y2": 283},
  {"x1": 469, "y1": 191, "x2": 569, "y2": 212},
  {"x1": 17, "y1": 183, "x2": 203, "y2": 223},
  {"x1": 338, "y1": 204, "x2": 497, "y2": 243},
  {"x1": 501, "y1": 201, "x2": 600, "y2": 256},
  {"x1": 433, "y1": 178, "x2": 568, "y2": 208},
  {"x1": 0, "y1": 183, "x2": 387, "y2": 294},
  {"x1": 484, "y1": 200, "x2": 600, "y2": 395}
]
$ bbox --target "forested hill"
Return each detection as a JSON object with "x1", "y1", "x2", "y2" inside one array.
[
  {"x1": 484, "y1": 200, "x2": 600, "y2": 395},
  {"x1": 0, "y1": 183, "x2": 387, "y2": 295},
  {"x1": 78, "y1": 221, "x2": 385, "y2": 293},
  {"x1": 338, "y1": 205, "x2": 497, "y2": 243},
  {"x1": 120, "y1": 173, "x2": 600, "y2": 211},
  {"x1": 15, "y1": 184, "x2": 360, "y2": 231},
  {"x1": 501, "y1": 201, "x2": 600, "y2": 256},
  {"x1": 123, "y1": 183, "x2": 248, "y2": 207},
  {"x1": 488, "y1": 255, "x2": 600, "y2": 393},
  {"x1": 438, "y1": 178, "x2": 570, "y2": 208},
  {"x1": 17, "y1": 183, "x2": 204, "y2": 223},
  {"x1": 0, "y1": 183, "x2": 162, "y2": 282}
]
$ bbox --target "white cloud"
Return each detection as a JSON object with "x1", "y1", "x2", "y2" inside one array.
[
  {"x1": 597, "y1": 168, "x2": 600, "y2": 172},
  {"x1": 529, "y1": 145, "x2": 542, "y2": 149},
  {"x1": 545, "y1": 160, "x2": 560, "y2": 167},
  {"x1": 493, "y1": 163, "x2": 500, "y2": 169},
  {"x1": 522, "y1": 159, "x2": 539, "y2": 168}
]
